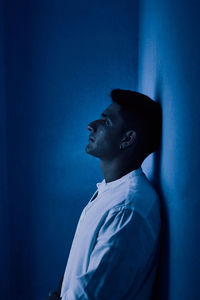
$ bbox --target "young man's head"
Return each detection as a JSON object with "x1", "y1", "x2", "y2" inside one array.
[{"x1": 86, "y1": 89, "x2": 162, "y2": 166}]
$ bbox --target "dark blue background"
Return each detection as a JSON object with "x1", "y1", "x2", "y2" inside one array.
[
  {"x1": 1, "y1": 0, "x2": 200, "y2": 299},
  {"x1": 1, "y1": 1, "x2": 139, "y2": 299}
]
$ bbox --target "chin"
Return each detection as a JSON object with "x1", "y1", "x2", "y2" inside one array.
[
  {"x1": 85, "y1": 144, "x2": 99, "y2": 158},
  {"x1": 85, "y1": 144, "x2": 93, "y2": 155}
]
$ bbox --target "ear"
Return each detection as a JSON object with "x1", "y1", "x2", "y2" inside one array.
[{"x1": 120, "y1": 130, "x2": 136, "y2": 150}]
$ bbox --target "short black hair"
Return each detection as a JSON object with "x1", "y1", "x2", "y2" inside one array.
[{"x1": 110, "y1": 89, "x2": 162, "y2": 158}]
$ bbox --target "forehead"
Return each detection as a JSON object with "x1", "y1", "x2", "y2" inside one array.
[
  {"x1": 102, "y1": 103, "x2": 134, "y2": 129},
  {"x1": 102, "y1": 103, "x2": 122, "y2": 119}
]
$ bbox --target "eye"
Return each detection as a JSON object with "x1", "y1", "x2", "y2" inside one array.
[{"x1": 103, "y1": 119, "x2": 110, "y2": 126}]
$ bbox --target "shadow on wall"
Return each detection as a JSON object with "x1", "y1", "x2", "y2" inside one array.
[{"x1": 151, "y1": 79, "x2": 170, "y2": 300}]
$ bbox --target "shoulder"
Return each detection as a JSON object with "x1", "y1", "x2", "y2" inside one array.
[
  {"x1": 105, "y1": 174, "x2": 161, "y2": 241},
  {"x1": 130, "y1": 171, "x2": 160, "y2": 213}
]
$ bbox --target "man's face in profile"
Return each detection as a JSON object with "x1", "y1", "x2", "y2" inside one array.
[{"x1": 86, "y1": 103, "x2": 126, "y2": 160}]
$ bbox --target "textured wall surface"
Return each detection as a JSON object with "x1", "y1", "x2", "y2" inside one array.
[
  {"x1": 138, "y1": 0, "x2": 200, "y2": 299},
  {"x1": 2, "y1": 1, "x2": 139, "y2": 299}
]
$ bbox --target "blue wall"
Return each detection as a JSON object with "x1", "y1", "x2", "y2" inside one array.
[
  {"x1": 3, "y1": 1, "x2": 139, "y2": 299},
  {"x1": 138, "y1": 0, "x2": 200, "y2": 299},
  {"x1": 0, "y1": 1, "x2": 9, "y2": 298}
]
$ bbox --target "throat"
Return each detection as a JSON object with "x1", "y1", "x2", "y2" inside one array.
[{"x1": 100, "y1": 159, "x2": 141, "y2": 183}]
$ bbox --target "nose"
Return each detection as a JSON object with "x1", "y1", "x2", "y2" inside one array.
[
  {"x1": 87, "y1": 124, "x2": 93, "y2": 132},
  {"x1": 87, "y1": 120, "x2": 97, "y2": 133}
]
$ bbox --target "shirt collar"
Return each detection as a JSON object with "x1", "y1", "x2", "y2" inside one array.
[{"x1": 96, "y1": 167, "x2": 142, "y2": 195}]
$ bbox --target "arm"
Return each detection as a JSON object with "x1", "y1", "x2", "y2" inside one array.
[{"x1": 61, "y1": 208, "x2": 156, "y2": 300}]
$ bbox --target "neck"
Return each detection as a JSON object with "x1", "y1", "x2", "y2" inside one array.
[{"x1": 100, "y1": 158, "x2": 141, "y2": 183}]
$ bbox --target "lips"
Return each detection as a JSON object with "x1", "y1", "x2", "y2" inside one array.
[{"x1": 89, "y1": 135, "x2": 95, "y2": 142}]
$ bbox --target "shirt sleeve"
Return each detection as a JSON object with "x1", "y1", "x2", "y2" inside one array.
[{"x1": 61, "y1": 207, "x2": 156, "y2": 300}]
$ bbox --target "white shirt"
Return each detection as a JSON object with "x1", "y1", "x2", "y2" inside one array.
[{"x1": 61, "y1": 168, "x2": 161, "y2": 300}]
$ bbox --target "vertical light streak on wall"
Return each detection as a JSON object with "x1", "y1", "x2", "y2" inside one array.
[{"x1": 138, "y1": 0, "x2": 200, "y2": 299}]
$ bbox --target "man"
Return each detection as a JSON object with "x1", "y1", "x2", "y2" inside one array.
[{"x1": 46, "y1": 89, "x2": 162, "y2": 300}]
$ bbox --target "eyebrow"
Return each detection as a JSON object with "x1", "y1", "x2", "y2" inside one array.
[
  {"x1": 101, "y1": 113, "x2": 107, "y2": 118},
  {"x1": 101, "y1": 112, "x2": 112, "y2": 120},
  {"x1": 100, "y1": 112, "x2": 114, "y2": 124}
]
